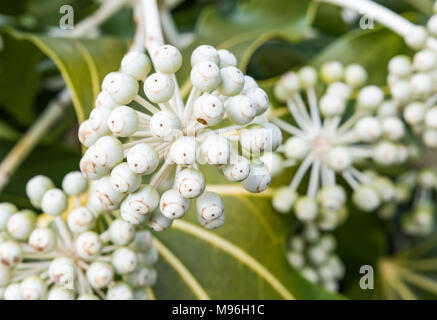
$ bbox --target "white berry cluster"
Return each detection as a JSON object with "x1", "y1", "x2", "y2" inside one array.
[
  {"x1": 78, "y1": 44, "x2": 280, "y2": 230},
  {"x1": 286, "y1": 225, "x2": 344, "y2": 293},
  {"x1": 0, "y1": 172, "x2": 158, "y2": 300},
  {"x1": 268, "y1": 61, "x2": 407, "y2": 229}
]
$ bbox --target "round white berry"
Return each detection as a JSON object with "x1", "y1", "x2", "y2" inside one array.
[
  {"x1": 294, "y1": 196, "x2": 318, "y2": 221},
  {"x1": 102, "y1": 72, "x2": 139, "y2": 105},
  {"x1": 355, "y1": 117, "x2": 382, "y2": 142},
  {"x1": 243, "y1": 87, "x2": 269, "y2": 116},
  {"x1": 272, "y1": 187, "x2": 297, "y2": 213},
  {"x1": 95, "y1": 90, "x2": 118, "y2": 109},
  {"x1": 200, "y1": 134, "x2": 230, "y2": 165},
  {"x1": 109, "y1": 219, "x2": 135, "y2": 246},
  {"x1": 320, "y1": 61, "x2": 344, "y2": 84},
  {"x1": 299, "y1": 66, "x2": 318, "y2": 88},
  {"x1": 197, "y1": 211, "x2": 226, "y2": 229},
  {"x1": 20, "y1": 275, "x2": 47, "y2": 300},
  {"x1": 425, "y1": 107, "x2": 437, "y2": 129},
  {"x1": 243, "y1": 75, "x2": 258, "y2": 91},
  {"x1": 404, "y1": 26, "x2": 428, "y2": 49},
  {"x1": 353, "y1": 185, "x2": 380, "y2": 212},
  {"x1": 261, "y1": 152, "x2": 284, "y2": 177},
  {"x1": 159, "y1": 189, "x2": 190, "y2": 219},
  {"x1": 110, "y1": 162, "x2": 141, "y2": 194},
  {"x1": 0, "y1": 240, "x2": 21, "y2": 267},
  {"x1": 0, "y1": 203, "x2": 17, "y2": 232},
  {"x1": 112, "y1": 247, "x2": 137, "y2": 275},
  {"x1": 424, "y1": 129, "x2": 437, "y2": 147},
  {"x1": 191, "y1": 45, "x2": 219, "y2": 66},
  {"x1": 152, "y1": 45, "x2": 182, "y2": 74},
  {"x1": 196, "y1": 191, "x2": 224, "y2": 221},
  {"x1": 326, "y1": 82, "x2": 352, "y2": 100},
  {"x1": 0, "y1": 265, "x2": 10, "y2": 287},
  {"x1": 89, "y1": 107, "x2": 111, "y2": 135},
  {"x1": 404, "y1": 102, "x2": 425, "y2": 125},
  {"x1": 372, "y1": 141, "x2": 399, "y2": 165},
  {"x1": 4, "y1": 283, "x2": 22, "y2": 300},
  {"x1": 62, "y1": 171, "x2": 88, "y2": 196},
  {"x1": 108, "y1": 106, "x2": 139, "y2": 137},
  {"x1": 41, "y1": 188, "x2": 67, "y2": 216},
  {"x1": 87, "y1": 262, "x2": 114, "y2": 288},
  {"x1": 318, "y1": 185, "x2": 346, "y2": 212},
  {"x1": 76, "y1": 231, "x2": 103, "y2": 260},
  {"x1": 67, "y1": 207, "x2": 95, "y2": 233},
  {"x1": 193, "y1": 93, "x2": 224, "y2": 126},
  {"x1": 357, "y1": 85, "x2": 384, "y2": 111},
  {"x1": 378, "y1": 100, "x2": 398, "y2": 118},
  {"x1": 388, "y1": 55, "x2": 412, "y2": 78},
  {"x1": 217, "y1": 49, "x2": 237, "y2": 68},
  {"x1": 381, "y1": 117, "x2": 405, "y2": 141},
  {"x1": 284, "y1": 136, "x2": 309, "y2": 160},
  {"x1": 144, "y1": 72, "x2": 175, "y2": 103},
  {"x1": 149, "y1": 110, "x2": 181, "y2": 138},
  {"x1": 242, "y1": 164, "x2": 271, "y2": 193},
  {"x1": 47, "y1": 287, "x2": 75, "y2": 300},
  {"x1": 320, "y1": 93, "x2": 346, "y2": 117},
  {"x1": 120, "y1": 207, "x2": 148, "y2": 225},
  {"x1": 127, "y1": 143, "x2": 159, "y2": 175},
  {"x1": 222, "y1": 156, "x2": 250, "y2": 182},
  {"x1": 29, "y1": 227, "x2": 56, "y2": 253},
  {"x1": 413, "y1": 49, "x2": 437, "y2": 72},
  {"x1": 148, "y1": 209, "x2": 173, "y2": 231},
  {"x1": 88, "y1": 136, "x2": 124, "y2": 169},
  {"x1": 410, "y1": 73, "x2": 433, "y2": 98},
  {"x1": 79, "y1": 152, "x2": 110, "y2": 180},
  {"x1": 390, "y1": 80, "x2": 411, "y2": 104},
  {"x1": 344, "y1": 64, "x2": 367, "y2": 88},
  {"x1": 170, "y1": 136, "x2": 198, "y2": 165},
  {"x1": 121, "y1": 51, "x2": 151, "y2": 80},
  {"x1": 218, "y1": 66, "x2": 244, "y2": 96},
  {"x1": 93, "y1": 176, "x2": 125, "y2": 210},
  {"x1": 328, "y1": 146, "x2": 352, "y2": 171},
  {"x1": 78, "y1": 120, "x2": 102, "y2": 147},
  {"x1": 428, "y1": 14, "x2": 437, "y2": 36},
  {"x1": 26, "y1": 175, "x2": 54, "y2": 208},
  {"x1": 48, "y1": 257, "x2": 76, "y2": 289},
  {"x1": 225, "y1": 94, "x2": 256, "y2": 125},
  {"x1": 107, "y1": 282, "x2": 133, "y2": 300},
  {"x1": 120, "y1": 185, "x2": 160, "y2": 218},
  {"x1": 190, "y1": 61, "x2": 221, "y2": 92},
  {"x1": 275, "y1": 72, "x2": 300, "y2": 102}
]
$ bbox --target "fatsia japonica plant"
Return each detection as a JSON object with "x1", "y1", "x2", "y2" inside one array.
[{"x1": 3, "y1": 0, "x2": 437, "y2": 301}]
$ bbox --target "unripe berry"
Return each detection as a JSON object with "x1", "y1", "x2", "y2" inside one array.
[
  {"x1": 26, "y1": 175, "x2": 54, "y2": 208},
  {"x1": 78, "y1": 120, "x2": 102, "y2": 147},
  {"x1": 120, "y1": 207, "x2": 148, "y2": 225},
  {"x1": 225, "y1": 94, "x2": 256, "y2": 125},
  {"x1": 67, "y1": 207, "x2": 95, "y2": 233},
  {"x1": 95, "y1": 90, "x2": 118, "y2": 109},
  {"x1": 170, "y1": 136, "x2": 198, "y2": 165},
  {"x1": 193, "y1": 94, "x2": 224, "y2": 126},
  {"x1": 110, "y1": 162, "x2": 141, "y2": 194},
  {"x1": 197, "y1": 211, "x2": 225, "y2": 229},
  {"x1": 419, "y1": 170, "x2": 437, "y2": 188},
  {"x1": 48, "y1": 257, "x2": 75, "y2": 289},
  {"x1": 286, "y1": 251, "x2": 305, "y2": 269},
  {"x1": 0, "y1": 203, "x2": 17, "y2": 231},
  {"x1": 372, "y1": 141, "x2": 398, "y2": 165},
  {"x1": 152, "y1": 45, "x2": 182, "y2": 74},
  {"x1": 284, "y1": 136, "x2": 308, "y2": 160},
  {"x1": 318, "y1": 185, "x2": 346, "y2": 212},
  {"x1": 410, "y1": 73, "x2": 433, "y2": 98},
  {"x1": 107, "y1": 282, "x2": 133, "y2": 300},
  {"x1": 149, "y1": 110, "x2": 180, "y2": 138},
  {"x1": 308, "y1": 245, "x2": 328, "y2": 265},
  {"x1": 357, "y1": 85, "x2": 384, "y2": 111},
  {"x1": 372, "y1": 176, "x2": 396, "y2": 202},
  {"x1": 378, "y1": 100, "x2": 397, "y2": 118},
  {"x1": 160, "y1": 189, "x2": 190, "y2": 219},
  {"x1": 242, "y1": 164, "x2": 271, "y2": 193},
  {"x1": 390, "y1": 80, "x2": 411, "y2": 104},
  {"x1": 200, "y1": 134, "x2": 230, "y2": 165},
  {"x1": 425, "y1": 107, "x2": 437, "y2": 129},
  {"x1": 0, "y1": 240, "x2": 22, "y2": 266},
  {"x1": 121, "y1": 51, "x2": 151, "y2": 80},
  {"x1": 28, "y1": 227, "x2": 56, "y2": 253},
  {"x1": 222, "y1": 156, "x2": 250, "y2": 182},
  {"x1": 148, "y1": 209, "x2": 173, "y2": 231},
  {"x1": 404, "y1": 102, "x2": 425, "y2": 125},
  {"x1": 274, "y1": 72, "x2": 300, "y2": 102},
  {"x1": 191, "y1": 45, "x2": 219, "y2": 66},
  {"x1": 191, "y1": 61, "x2": 221, "y2": 92},
  {"x1": 243, "y1": 87, "x2": 269, "y2": 116},
  {"x1": 144, "y1": 73, "x2": 175, "y2": 103},
  {"x1": 355, "y1": 117, "x2": 382, "y2": 142},
  {"x1": 102, "y1": 72, "x2": 139, "y2": 105},
  {"x1": 381, "y1": 117, "x2": 405, "y2": 141},
  {"x1": 4, "y1": 283, "x2": 22, "y2": 300},
  {"x1": 47, "y1": 287, "x2": 75, "y2": 300},
  {"x1": 89, "y1": 136, "x2": 124, "y2": 169},
  {"x1": 62, "y1": 171, "x2": 88, "y2": 196},
  {"x1": 76, "y1": 231, "x2": 103, "y2": 260},
  {"x1": 344, "y1": 64, "x2": 367, "y2": 88},
  {"x1": 427, "y1": 14, "x2": 437, "y2": 36},
  {"x1": 217, "y1": 49, "x2": 237, "y2": 68},
  {"x1": 89, "y1": 107, "x2": 111, "y2": 135},
  {"x1": 93, "y1": 176, "x2": 124, "y2": 210},
  {"x1": 120, "y1": 185, "x2": 160, "y2": 219},
  {"x1": 112, "y1": 247, "x2": 137, "y2": 275},
  {"x1": 424, "y1": 129, "x2": 437, "y2": 147},
  {"x1": 109, "y1": 219, "x2": 135, "y2": 246},
  {"x1": 218, "y1": 66, "x2": 244, "y2": 96},
  {"x1": 79, "y1": 152, "x2": 110, "y2": 180},
  {"x1": 353, "y1": 185, "x2": 380, "y2": 212},
  {"x1": 130, "y1": 230, "x2": 153, "y2": 252},
  {"x1": 41, "y1": 189, "x2": 68, "y2": 216},
  {"x1": 294, "y1": 196, "x2": 318, "y2": 221},
  {"x1": 196, "y1": 191, "x2": 224, "y2": 221},
  {"x1": 319, "y1": 93, "x2": 346, "y2": 117},
  {"x1": 299, "y1": 66, "x2": 317, "y2": 88},
  {"x1": 404, "y1": 26, "x2": 428, "y2": 49},
  {"x1": 127, "y1": 267, "x2": 157, "y2": 288},
  {"x1": 301, "y1": 267, "x2": 319, "y2": 283},
  {"x1": 326, "y1": 82, "x2": 351, "y2": 100},
  {"x1": 127, "y1": 143, "x2": 159, "y2": 175},
  {"x1": 0, "y1": 265, "x2": 10, "y2": 287},
  {"x1": 262, "y1": 123, "x2": 283, "y2": 152},
  {"x1": 108, "y1": 106, "x2": 139, "y2": 137},
  {"x1": 328, "y1": 146, "x2": 352, "y2": 171},
  {"x1": 243, "y1": 75, "x2": 258, "y2": 91},
  {"x1": 388, "y1": 55, "x2": 412, "y2": 78},
  {"x1": 413, "y1": 49, "x2": 437, "y2": 72},
  {"x1": 87, "y1": 262, "x2": 114, "y2": 288},
  {"x1": 320, "y1": 61, "x2": 344, "y2": 84},
  {"x1": 20, "y1": 275, "x2": 47, "y2": 300},
  {"x1": 303, "y1": 225, "x2": 320, "y2": 242},
  {"x1": 272, "y1": 187, "x2": 297, "y2": 213}
]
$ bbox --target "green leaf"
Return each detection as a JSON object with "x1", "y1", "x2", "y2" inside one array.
[
  {"x1": 312, "y1": 27, "x2": 411, "y2": 85},
  {"x1": 152, "y1": 166, "x2": 340, "y2": 299},
  {"x1": 3, "y1": 28, "x2": 129, "y2": 122}
]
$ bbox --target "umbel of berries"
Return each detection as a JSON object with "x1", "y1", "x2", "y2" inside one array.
[
  {"x1": 268, "y1": 61, "x2": 407, "y2": 229},
  {"x1": 78, "y1": 44, "x2": 280, "y2": 230},
  {"x1": 0, "y1": 172, "x2": 158, "y2": 300},
  {"x1": 286, "y1": 225, "x2": 344, "y2": 293}
]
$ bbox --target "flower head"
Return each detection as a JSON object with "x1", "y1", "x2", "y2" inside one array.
[
  {"x1": 0, "y1": 171, "x2": 158, "y2": 300},
  {"x1": 79, "y1": 45, "x2": 280, "y2": 230}
]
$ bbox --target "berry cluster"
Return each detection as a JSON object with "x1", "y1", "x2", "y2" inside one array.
[
  {"x1": 0, "y1": 172, "x2": 158, "y2": 300},
  {"x1": 268, "y1": 62, "x2": 407, "y2": 230},
  {"x1": 78, "y1": 45, "x2": 280, "y2": 230},
  {"x1": 286, "y1": 226, "x2": 344, "y2": 292}
]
